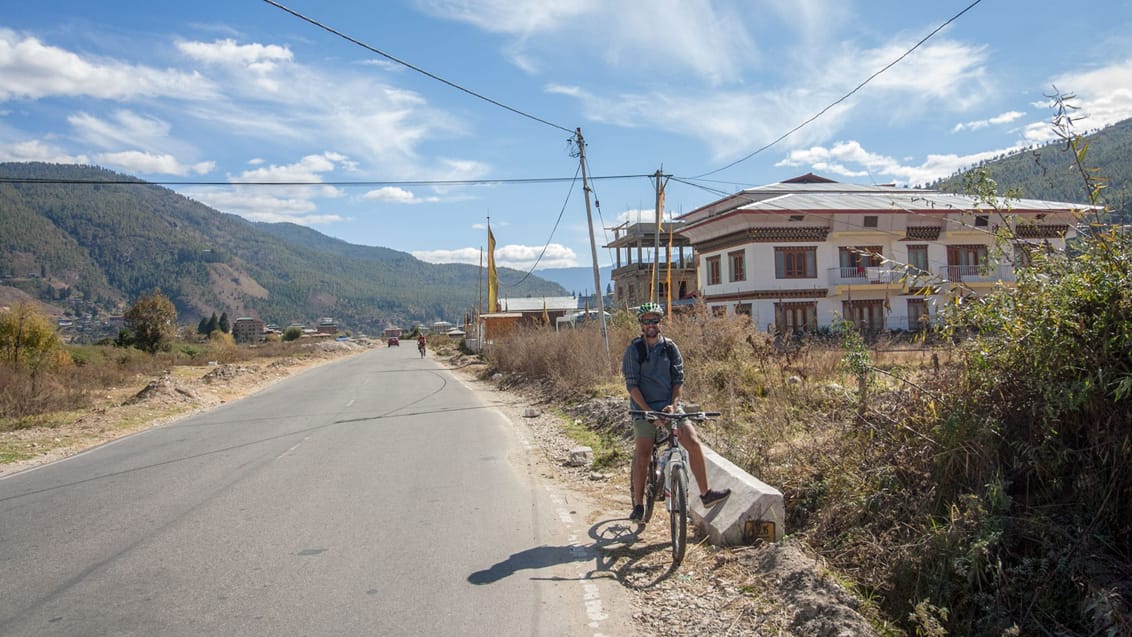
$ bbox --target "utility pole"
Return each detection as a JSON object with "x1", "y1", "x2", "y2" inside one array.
[
  {"x1": 652, "y1": 168, "x2": 665, "y2": 302},
  {"x1": 575, "y1": 128, "x2": 609, "y2": 359}
]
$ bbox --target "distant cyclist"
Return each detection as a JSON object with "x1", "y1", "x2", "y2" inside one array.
[
  {"x1": 417, "y1": 334, "x2": 427, "y2": 358},
  {"x1": 623, "y1": 302, "x2": 730, "y2": 522}
]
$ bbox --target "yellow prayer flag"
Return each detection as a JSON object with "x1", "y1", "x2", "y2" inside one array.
[{"x1": 487, "y1": 226, "x2": 498, "y2": 313}]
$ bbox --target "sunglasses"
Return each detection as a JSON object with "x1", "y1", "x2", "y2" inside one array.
[{"x1": 639, "y1": 318, "x2": 661, "y2": 325}]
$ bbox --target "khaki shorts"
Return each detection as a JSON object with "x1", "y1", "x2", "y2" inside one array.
[{"x1": 632, "y1": 408, "x2": 687, "y2": 440}]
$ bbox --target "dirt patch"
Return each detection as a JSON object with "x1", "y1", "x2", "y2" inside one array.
[{"x1": 450, "y1": 357, "x2": 878, "y2": 637}]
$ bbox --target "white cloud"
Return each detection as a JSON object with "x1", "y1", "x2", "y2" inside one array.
[
  {"x1": 551, "y1": 37, "x2": 992, "y2": 163},
  {"x1": 185, "y1": 187, "x2": 344, "y2": 225},
  {"x1": 0, "y1": 29, "x2": 216, "y2": 101},
  {"x1": 414, "y1": 242, "x2": 577, "y2": 269},
  {"x1": 1048, "y1": 57, "x2": 1132, "y2": 131},
  {"x1": 363, "y1": 186, "x2": 439, "y2": 204},
  {"x1": 176, "y1": 39, "x2": 293, "y2": 68},
  {"x1": 96, "y1": 150, "x2": 213, "y2": 176},
  {"x1": 69, "y1": 110, "x2": 171, "y2": 149},
  {"x1": 415, "y1": 0, "x2": 758, "y2": 84},
  {"x1": 0, "y1": 139, "x2": 89, "y2": 164},
  {"x1": 778, "y1": 139, "x2": 1021, "y2": 186},
  {"x1": 953, "y1": 110, "x2": 1026, "y2": 133}
]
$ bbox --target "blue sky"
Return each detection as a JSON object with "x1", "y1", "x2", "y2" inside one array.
[{"x1": 3, "y1": 1, "x2": 1132, "y2": 273}]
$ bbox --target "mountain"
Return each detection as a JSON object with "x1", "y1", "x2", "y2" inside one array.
[
  {"x1": 534, "y1": 265, "x2": 614, "y2": 298},
  {"x1": 929, "y1": 117, "x2": 1132, "y2": 224},
  {"x1": 0, "y1": 162, "x2": 566, "y2": 335}
]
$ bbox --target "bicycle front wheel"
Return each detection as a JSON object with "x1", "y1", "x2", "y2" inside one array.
[
  {"x1": 669, "y1": 464, "x2": 688, "y2": 563},
  {"x1": 642, "y1": 456, "x2": 659, "y2": 524}
]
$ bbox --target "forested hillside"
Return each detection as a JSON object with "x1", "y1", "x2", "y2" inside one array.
[
  {"x1": 0, "y1": 162, "x2": 565, "y2": 335},
  {"x1": 930, "y1": 117, "x2": 1132, "y2": 223}
]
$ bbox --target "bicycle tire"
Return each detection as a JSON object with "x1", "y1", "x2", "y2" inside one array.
[
  {"x1": 642, "y1": 455, "x2": 658, "y2": 523},
  {"x1": 670, "y1": 464, "x2": 688, "y2": 563}
]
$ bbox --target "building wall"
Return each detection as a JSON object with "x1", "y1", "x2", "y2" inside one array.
[{"x1": 692, "y1": 211, "x2": 1072, "y2": 332}]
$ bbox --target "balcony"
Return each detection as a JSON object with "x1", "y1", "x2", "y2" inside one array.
[
  {"x1": 937, "y1": 264, "x2": 1016, "y2": 284},
  {"x1": 611, "y1": 261, "x2": 695, "y2": 278},
  {"x1": 827, "y1": 266, "x2": 901, "y2": 286}
]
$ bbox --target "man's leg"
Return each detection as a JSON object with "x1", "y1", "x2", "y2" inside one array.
[
  {"x1": 679, "y1": 423, "x2": 711, "y2": 496},
  {"x1": 680, "y1": 422, "x2": 731, "y2": 506},
  {"x1": 632, "y1": 437, "x2": 652, "y2": 504}
]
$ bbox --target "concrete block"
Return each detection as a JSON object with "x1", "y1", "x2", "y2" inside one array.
[{"x1": 688, "y1": 445, "x2": 785, "y2": 545}]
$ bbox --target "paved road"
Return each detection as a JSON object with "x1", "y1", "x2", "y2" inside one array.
[{"x1": 0, "y1": 347, "x2": 633, "y2": 636}]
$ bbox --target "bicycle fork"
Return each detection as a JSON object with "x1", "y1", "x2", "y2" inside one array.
[{"x1": 661, "y1": 447, "x2": 689, "y2": 512}]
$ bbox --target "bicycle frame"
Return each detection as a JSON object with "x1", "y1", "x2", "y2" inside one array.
[{"x1": 629, "y1": 409, "x2": 719, "y2": 563}]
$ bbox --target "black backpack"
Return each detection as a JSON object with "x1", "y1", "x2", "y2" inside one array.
[{"x1": 634, "y1": 336, "x2": 677, "y2": 365}]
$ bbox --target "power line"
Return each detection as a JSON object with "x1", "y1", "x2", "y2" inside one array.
[
  {"x1": 692, "y1": 0, "x2": 985, "y2": 179},
  {"x1": 503, "y1": 163, "x2": 583, "y2": 288},
  {"x1": 0, "y1": 174, "x2": 651, "y2": 187},
  {"x1": 262, "y1": 0, "x2": 574, "y2": 135}
]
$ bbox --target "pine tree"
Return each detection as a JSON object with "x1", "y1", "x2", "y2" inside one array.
[{"x1": 218, "y1": 311, "x2": 230, "y2": 334}]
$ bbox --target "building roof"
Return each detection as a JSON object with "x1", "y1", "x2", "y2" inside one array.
[
  {"x1": 677, "y1": 174, "x2": 1096, "y2": 241},
  {"x1": 498, "y1": 296, "x2": 579, "y2": 312}
]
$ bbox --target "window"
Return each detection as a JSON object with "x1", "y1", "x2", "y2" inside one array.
[
  {"x1": 774, "y1": 247, "x2": 817, "y2": 279},
  {"x1": 711, "y1": 305, "x2": 726, "y2": 317},
  {"x1": 863, "y1": 215, "x2": 878, "y2": 228},
  {"x1": 1012, "y1": 244, "x2": 1032, "y2": 268},
  {"x1": 907, "y1": 245, "x2": 928, "y2": 273},
  {"x1": 789, "y1": 214, "x2": 804, "y2": 222},
  {"x1": 728, "y1": 250, "x2": 746, "y2": 282},
  {"x1": 842, "y1": 299, "x2": 886, "y2": 333},
  {"x1": 974, "y1": 215, "x2": 989, "y2": 227},
  {"x1": 946, "y1": 244, "x2": 989, "y2": 280},
  {"x1": 706, "y1": 256, "x2": 722, "y2": 285},
  {"x1": 907, "y1": 298, "x2": 929, "y2": 331},
  {"x1": 775, "y1": 302, "x2": 817, "y2": 335},
  {"x1": 735, "y1": 303, "x2": 752, "y2": 316},
  {"x1": 838, "y1": 246, "x2": 882, "y2": 280}
]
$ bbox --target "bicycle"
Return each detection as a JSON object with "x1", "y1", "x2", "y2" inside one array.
[{"x1": 629, "y1": 409, "x2": 719, "y2": 563}]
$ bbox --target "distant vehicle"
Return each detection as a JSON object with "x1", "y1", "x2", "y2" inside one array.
[{"x1": 387, "y1": 337, "x2": 399, "y2": 346}]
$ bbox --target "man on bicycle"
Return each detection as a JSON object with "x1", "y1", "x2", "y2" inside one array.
[
  {"x1": 623, "y1": 302, "x2": 730, "y2": 522},
  {"x1": 417, "y1": 334, "x2": 427, "y2": 356}
]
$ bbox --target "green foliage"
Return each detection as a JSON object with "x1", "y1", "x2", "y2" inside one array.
[
  {"x1": 281, "y1": 326, "x2": 303, "y2": 342},
  {"x1": 218, "y1": 311, "x2": 230, "y2": 334},
  {"x1": 0, "y1": 302, "x2": 63, "y2": 377},
  {"x1": 124, "y1": 289, "x2": 178, "y2": 354}
]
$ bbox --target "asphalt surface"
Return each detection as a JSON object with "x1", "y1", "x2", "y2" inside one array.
[{"x1": 0, "y1": 347, "x2": 633, "y2": 636}]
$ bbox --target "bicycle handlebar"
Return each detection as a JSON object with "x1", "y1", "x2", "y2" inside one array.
[{"x1": 629, "y1": 410, "x2": 720, "y2": 421}]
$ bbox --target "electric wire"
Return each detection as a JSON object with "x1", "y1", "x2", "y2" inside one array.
[
  {"x1": 691, "y1": 0, "x2": 985, "y2": 179},
  {"x1": 501, "y1": 162, "x2": 582, "y2": 288},
  {"x1": 0, "y1": 174, "x2": 651, "y2": 187},
  {"x1": 262, "y1": 0, "x2": 574, "y2": 135}
]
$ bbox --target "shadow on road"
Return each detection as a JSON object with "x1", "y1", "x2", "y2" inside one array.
[{"x1": 467, "y1": 516, "x2": 680, "y2": 589}]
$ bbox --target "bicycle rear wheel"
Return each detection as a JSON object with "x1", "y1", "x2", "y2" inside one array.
[{"x1": 669, "y1": 464, "x2": 688, "y2": 563}]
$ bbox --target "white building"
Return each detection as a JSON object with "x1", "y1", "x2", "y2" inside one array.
[{"x1": 677, "y1": 174, "x2": 1086, "y2": 334}]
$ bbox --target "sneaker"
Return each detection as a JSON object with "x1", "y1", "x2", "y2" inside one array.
[
  {"x1": 628, "y1": 504, "x2": 645, "y2": 522},
  {"x1": 700, "y1": 488, "x2": 731, "y2": 507}
]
